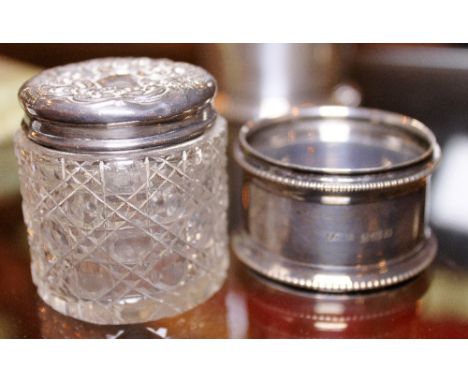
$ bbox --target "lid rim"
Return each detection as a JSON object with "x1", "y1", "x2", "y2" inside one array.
[{"x1": 22, "y1": 105, "x2": 217, "y2": 152}]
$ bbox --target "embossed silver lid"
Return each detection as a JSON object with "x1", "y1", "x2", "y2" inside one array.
[{"x1": 18, "y1": 57, "x2": 217, "y2": 152}]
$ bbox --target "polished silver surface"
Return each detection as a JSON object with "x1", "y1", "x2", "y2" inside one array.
[
  {"x1": 200, "y1": 44, "x2": 359, "y2": 232},
  {"x1": 18, "y1": 57, "x2": 217, "y2": 152},
  {"x1": 233, "y1": 106, "x2": 441, "y2": 292},
  {"x1": 205, "y1": 44, "x2": 354, "y2": 122},
  {"x1": 236, "y1": 106, "x2": 440, "y2": 191}
]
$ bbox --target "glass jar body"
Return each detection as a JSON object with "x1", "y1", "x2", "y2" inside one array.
[{"x1": 15, "y1": 117, "x2": 229, "y2": 325}]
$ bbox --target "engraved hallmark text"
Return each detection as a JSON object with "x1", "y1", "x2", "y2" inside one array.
[{"x1": 326, "y1": 228, "x2": 394, "y2": 243}]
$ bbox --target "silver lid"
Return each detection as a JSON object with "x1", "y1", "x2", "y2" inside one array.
[{"x1": 18, "y1": 57, "x2": 217, "y2": 151}]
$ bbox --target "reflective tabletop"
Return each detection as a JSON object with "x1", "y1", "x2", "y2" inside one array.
[
  {"x1": 1, "y1": 193, "x2": 468, "y2": 338},
  {"x1": 3, "y1": 46, "x2": 468, "y2": 339}
]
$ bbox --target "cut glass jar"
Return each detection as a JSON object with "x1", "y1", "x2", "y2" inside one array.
[{"x1": 15, "y1": 57, "x2": 229, "y2": 324}]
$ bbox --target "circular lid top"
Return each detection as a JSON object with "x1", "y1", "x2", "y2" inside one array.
[
  {"x1": 19, "y1": 57, "x2": 216, "y2": 125},
  {"x1": 18, "y1": 57, "x2": 217, "y2": 151}
]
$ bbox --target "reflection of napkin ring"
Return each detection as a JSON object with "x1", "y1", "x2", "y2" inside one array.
[
  {"x1": 233, "y1": 106, "x2": 440, "y2": 292},
  {"x1": 242, "y1": 268, "x2": 430, "y2": 338}
]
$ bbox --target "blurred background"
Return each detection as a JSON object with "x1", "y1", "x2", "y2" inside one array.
[{"x1": 1, "y1": 43, "x2": 468, "y2": 338}]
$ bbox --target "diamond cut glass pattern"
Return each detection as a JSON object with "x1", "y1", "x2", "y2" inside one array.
[{"x1": 15, "y1": 120, "x2": 229, "y2": 324}]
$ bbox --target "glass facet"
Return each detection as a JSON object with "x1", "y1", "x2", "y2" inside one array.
[{"x1": 15, "y1": 118, "x2": 228, "y2": 324}]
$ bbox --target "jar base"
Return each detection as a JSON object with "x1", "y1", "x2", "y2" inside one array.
[
  {"x1": 35, "y1": 267, "x2": 228, "y2": 325},
  {"x1": 232, "y1": 230, "x2": 437, "y2": 292}
]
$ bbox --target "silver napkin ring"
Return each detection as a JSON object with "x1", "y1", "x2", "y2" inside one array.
[{"x1": 233, "y1": 106, "x2": 440, "y2": 292}]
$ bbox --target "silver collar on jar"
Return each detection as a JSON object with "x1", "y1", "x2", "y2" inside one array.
[{"x1": 233, "y1": 105, "x2": 441, "y2": 292}]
